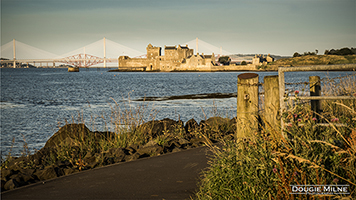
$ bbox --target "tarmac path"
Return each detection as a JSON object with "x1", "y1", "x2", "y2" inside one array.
[{"x1": 2, "y1": 146, "x2": 211, "y2": 200}]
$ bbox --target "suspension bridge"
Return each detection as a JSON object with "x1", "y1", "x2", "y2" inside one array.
[{"x1": 1, "y1": 38, "x2": 233, "y2": 68}]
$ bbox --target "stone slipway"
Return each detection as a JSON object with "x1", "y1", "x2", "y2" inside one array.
[{"x1": 2, "y1": 146, "x2": 211, "y2": 200}]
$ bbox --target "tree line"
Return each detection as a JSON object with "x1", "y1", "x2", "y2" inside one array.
[{"x1": 293, "y1": 47, "x2": 355, "y2": 57}]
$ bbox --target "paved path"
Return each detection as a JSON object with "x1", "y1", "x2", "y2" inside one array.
[{"x1": 2, "y1": 146, "x2": 211, "y2": 200}]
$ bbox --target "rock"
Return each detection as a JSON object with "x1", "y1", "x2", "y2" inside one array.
[
  {"x1": 1, "y1": 169, "x2": 15, "y2": 181},
  {"x1": 54, "y1": 166, "x2": 65, "y2": 177},
  {"x1": 190, "y1": 137, "x2": 206, "y2": 147},
  {"x1": 31, "y1": 124, "x2": 118, "y2": 168},
  {"x1": 171, "y1": 148, "x2": 182, "y2": 153},
  {"x1": 108, "y1": 148, "x2": 126, "y2": 163},
  {"x1": 178, "y1": 138, "x2": 190, "y2": 146},
  {"x1": 143, "y1": 140, "x2": 158, "y2": 148},
  {"x1": 135, "y1": 118, "x2": 185, "y2": 139},
  {"x1": 56, "y1": 160, "x2": 72, "y2": 168},
  {"x1": 1, "y1": 179, "x2": 6, "y2": 191},
  {"x1": 185, "y1": 118, "x2": 199, "y2": 135},
  {"x1": 8, "y1": 174, "x2": 25, "y2": 187},
  {"x1": 11, "y1": 168, "x2": 38, "y2": 185},
  {"x1": 163, "y1": 139, "x2": 181, "y2": 153},
  {"x1": 31, "y1": 147, "x2": 58, "y2": 166},
  {"x1": 63, "y1": 168, "x2": 77, "y2": 176},
  {"x1": 125, "y1": 145, "x2": 139, "y2": 155},
  {"x1": 10, "y1": 172, "x2": 37, "y2": 186},
  {"x1": 83, "y1": 151, "x2": 99, "y2": 169},
  {"x1": 43, "y1": 124, "x2": 116, "y2": 150},
  {"x1": 5, "y1": 157, "x2": 27, "y2": 172},
  {"x1": 34, "y1": 166, "x2": 58, "y2": 181},
  {"x1": 125, "y1": 152, "x2": 141, "y2": 162},
  {"x1": 19, "y1": 168, "x2": 35, "y2": 176},
  {"x1": 84, "y1": 156, "x2": 98, "y2": 169},
  {"x1": 137, "y1": 144, "x2": 163, "y2": 156},
  {"x1": 43, "y1": 124, "x2": 91, "y2": 149},
  {"x1": 4, "y1": 179, "x2": 20, "y2": 191}
]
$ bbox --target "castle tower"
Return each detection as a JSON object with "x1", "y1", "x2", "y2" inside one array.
[{"x1": 146, "y1": 44, "x2": 161, "y2": 59}]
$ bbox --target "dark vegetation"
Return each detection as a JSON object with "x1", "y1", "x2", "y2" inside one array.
[
  {"x1": 293, "y1": 47, "x2": 355, "y2": 58},
  {"x1": 218, "y1": 56, "x2": 231, "y2": 65}
]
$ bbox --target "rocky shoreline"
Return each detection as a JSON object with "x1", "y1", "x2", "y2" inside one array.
[{"x1": 1, "y1": 117, "x2": 236, "y2": 192}]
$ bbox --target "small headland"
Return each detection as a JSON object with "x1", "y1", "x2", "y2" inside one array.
[{"x1": 135, "y1": 93, "x2": 236, "y2": 101}]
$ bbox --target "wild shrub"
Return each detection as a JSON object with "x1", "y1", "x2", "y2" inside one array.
[{"x1": 195, "y1": 77, "x2": 356, "y2": 199}]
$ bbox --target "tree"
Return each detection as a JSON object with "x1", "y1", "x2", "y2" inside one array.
[
  {"x1": 218, "y1": 56, "x2": 231, "y2": 65},
  {"x1": 293, "y1": 52, "x2": 301, "y2": 57},
  {"x1": 324, "y1": 47, "x2": 354, "y2": 55},
  {"x1": 241, "y1": 61, "x2": 247, "y2": 65}
]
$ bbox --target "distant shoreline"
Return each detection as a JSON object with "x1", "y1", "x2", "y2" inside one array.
[{"x1": 107, "y1": 68, "x2": 278, "y2": 73}]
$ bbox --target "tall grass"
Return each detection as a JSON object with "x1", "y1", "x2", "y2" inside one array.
[
  {"x1": 194, "y1": 75, "x2": 356, "y2": 199},
  {"x1": 51, "y1": 99, "x2": 162, "y2": 167}
]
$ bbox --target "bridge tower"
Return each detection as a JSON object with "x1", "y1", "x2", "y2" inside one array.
[
  {"x1": 13, "y1": 39, "x2": 16, "y2": 68},
  {"x1": 196, "y1": 37, "x2": 198, "y2": 54},
  {"x1": 103, "y1": 37, "x2": 106, "y2": 68}
]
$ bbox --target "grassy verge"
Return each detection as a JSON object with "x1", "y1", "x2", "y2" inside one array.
[
  {"x1": 269, "y1": 55, "x2": 356, "y2": 66},
  {"x1": 194, "y1": 76, "x2": 356, "y2": 199}
]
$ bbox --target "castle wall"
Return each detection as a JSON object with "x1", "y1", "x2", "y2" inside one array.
[
  {"x1": 158, "y1": 59, "x2": 181, "y2": 71},
  {"x1": 119, "y1": 56, "x2": 151, "y2": 70},
  {"x1": 164, "y1": 46, "x2": 179, "y2": 61}
]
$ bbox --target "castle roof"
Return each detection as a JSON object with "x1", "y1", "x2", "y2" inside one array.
[
  {"x1": 179, "y1": 45, "x2": 189, "y2": 49},
  {"x1": 165, "y1": 46, "x2": 177, "y2": 50},
  {"x1": 165, "y1": 45, "x2": 190, "y2": 50},
  {"x1": 187, "y1": 54, "x2": 205, "y2": 59}
]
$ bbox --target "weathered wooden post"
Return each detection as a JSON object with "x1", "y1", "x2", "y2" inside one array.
[
  {"x1": 310, "y1": 76, "x2": 321, "y2": 119},
  {"x1": 264, "y1": 75, "x2": 280, "y2": 132},
  {"x1": 236, "y1": 73, "x2": 259, "y2": 139}
]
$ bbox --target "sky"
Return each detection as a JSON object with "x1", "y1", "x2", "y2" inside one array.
[{"x1": 1, "y1": 0, "x2": 355, "y2": 57}]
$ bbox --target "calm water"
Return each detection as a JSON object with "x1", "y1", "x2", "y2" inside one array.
[{"x1": 0, "y1": 68, "x2": 353, "y2": 157}]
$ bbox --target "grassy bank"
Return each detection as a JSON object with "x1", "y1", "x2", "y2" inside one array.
[
  {"x1": 269, "y1": 54, "x2": 356, "y2": 66},
  {"x1": 194, "y1": 75, "x2": 356, "y2": 199}
]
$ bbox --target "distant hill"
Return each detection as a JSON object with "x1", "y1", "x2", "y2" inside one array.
[{"x1": 269, "y1": 54, "x2": 356, "y2": 66}]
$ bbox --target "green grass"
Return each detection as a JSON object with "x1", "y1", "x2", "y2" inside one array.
[
  {"x1": 194, "y1": 75, "x2": 356, "y2": 199},
  {"x1": 270, "y1": 55, "x2": 356, "y2": 66}
]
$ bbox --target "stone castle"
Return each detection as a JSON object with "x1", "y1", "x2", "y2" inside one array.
[{"x1": 119, "y1": 44, "x2": 216, "y2": 71}]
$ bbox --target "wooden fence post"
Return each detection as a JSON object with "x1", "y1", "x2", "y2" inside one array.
[
  {"x1": 310, "y1": 76, "x2": 321, "y2": 119},
  {"x1": 236, "y1": 73, "x2": 259, "y2": 139},
  {"x1": 264, "y1": 75, "x2": 280, "y2": 132}
]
